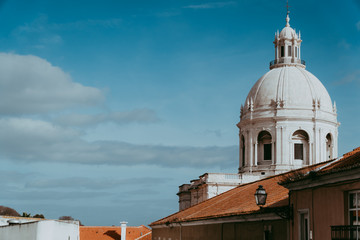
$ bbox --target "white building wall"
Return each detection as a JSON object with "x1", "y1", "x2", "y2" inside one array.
[
  {"x1": 0, "y1": 218, "x2": 79, "y2": 240},
  {"x1": 36, "y1": 221, "x2": 79, "y2": 240}
]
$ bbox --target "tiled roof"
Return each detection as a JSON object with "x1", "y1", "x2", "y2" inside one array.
[
  {"x1": 319, "y1": 147, "x2": 360, "y2": 174},
  {"x1": 150, "y1": 162, "x2": 330, "y2": 226},
  {"x1": 280, "y1": 147, "x2": 360, "y2": 185},
  {"x1": 80, "y1": 225, "x2": 151, "y2": 240}
]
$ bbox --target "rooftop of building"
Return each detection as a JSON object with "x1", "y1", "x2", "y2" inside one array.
[
  {"x1": 150, "y1": 160, "x2": 336, "y2": 226},
  {"x1": 80, "y1": 225, "x2": 151, "y2": 240},
  {"x1": 280, "y1": 147, "x2": 360, "y2": 186}
]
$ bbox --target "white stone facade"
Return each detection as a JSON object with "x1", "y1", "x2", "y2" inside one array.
[
  {"x1": 238, "y1": 13, "x2": 339, "y2": 177},
  {"x1": 177, "y1": 173, "x2": 242, "y2": 211}
]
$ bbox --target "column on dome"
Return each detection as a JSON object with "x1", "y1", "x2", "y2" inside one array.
[
  {"x1": 334, "y1": 129, "x2": 338, "y2": 158},
  {"x1": 275, "y1": 126, "x2": 282, "y2": 165},
  {"x1": 254, "y1": 141, "x2": 258, "y2": 167},
  {"x1": 313, "y1": 126, "x2": 319, "y2": 164},
  {"x1": 248, "y1": 130, "x2": 253, "y2": 170},
  {"x1": 271, "y1": 140, "x2": 275, "y2": 166},
  {"x1": 319, "y1": 128, "x2": 322, "y2": 163},
  {"x1": 309, "y1": 140, "x2": 313, "y2": 165}
]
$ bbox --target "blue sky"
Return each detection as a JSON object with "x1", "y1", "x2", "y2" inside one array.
[{"x1": 0, "y1": 0, "x2": 359, "y2": 226}]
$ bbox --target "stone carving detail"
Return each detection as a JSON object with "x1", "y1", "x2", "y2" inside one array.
[{"x1": 249, "y1": 98, "x2": 254, "y2": 112}]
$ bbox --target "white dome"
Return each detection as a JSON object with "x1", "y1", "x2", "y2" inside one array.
[
  {"x1": 244, "y1": 66, "x2": 333, "y2": 113},
  {"x1": 279, "y1": 26, "x2": 298, "y2": 39}
]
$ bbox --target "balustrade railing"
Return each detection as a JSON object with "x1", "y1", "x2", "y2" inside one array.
[
  {"x1": 269, "y1": 59, "x2": 306, "y2": 68},
  {"x1": 331, "y1": 225, "x2": 360, "y2": 240}
]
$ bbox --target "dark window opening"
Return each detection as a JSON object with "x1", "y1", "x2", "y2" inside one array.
[
  {"x1": 295, "y1": 143, "x2": 304, "y2": 160},
  {"x1": 264, "y1": 230, "x2": 271, "y2": 240},
  {"x1": 281, "y1": 46, "x2": 284, "y2": 57},
  {"x1": 288, "y1": 46, "x2": 292, "y2": 57},
  {"x1": 264, "y1": 144, "x2": 272, "y2": 160},
  {"x1": 295, "y1": 47, "x2": 298, "y2": 58}
]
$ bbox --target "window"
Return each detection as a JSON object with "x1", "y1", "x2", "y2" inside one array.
[
  {"x1": 299, "y1": 211, "x2": 309, "y2": 240},
  {"x1": 264, "y1": 225, "x2": 272, "y2": 240},
  {"x1": 288, "y1": 46, "x2": 292, "y2": 57},
  {"x1": 349, "y1": 191, "x2": 360, "y2": 225},
  {"x1": 292, "y1": 130, "x2": 309, "y2": 164},
  {"x1": 257, "y1": 131, "x2": 272, "y2": 164},
  {"x1": 295, "y1": 143, "x2": 304, "y2": 160},
  {"x1": 264, "y1": 144, "x2": 271, "y2": 160},
  {"x1": 281, "y1": 46, "x2": 284, "y2": 57},
  {"x1": 295, "y1": 47, "x2": 298, "y2": 58}
]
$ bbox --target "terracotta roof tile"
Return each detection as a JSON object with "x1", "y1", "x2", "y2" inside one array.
[
  {"x1": 150, "y1": 162, "x2": 329, "y2": 226},
  {"x1": 319, "y1": 147, "x2": 360, "y2": 174},
  {"x1": 80, "y1": 225, "x2": 151, "y2": 240}
]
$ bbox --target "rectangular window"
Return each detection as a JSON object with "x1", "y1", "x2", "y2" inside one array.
[
  {"x1": 288, "y1": 46, "x2": 292, "y2": 57},
  {"x1": 295, "y1": 143, "x2": 304, "y2": 160},
  {"x1": 281, "y1": 46, "x2": 284, "y2": 57},
  {"x1": 295, "y1": 47, "x2": 298, "y2": 58},
  {"x1": 264, "y1": 225, "x2": 272, "y2": 240},
  {"x1": 349, "y1": 191, "x2": 360, "y2": 225},
  {"x1": 264, "y1": 144, "x2": 272, "y2": 160},
  {"x1": 299, "y1": 211, "x2": 309, "y2": 240}
]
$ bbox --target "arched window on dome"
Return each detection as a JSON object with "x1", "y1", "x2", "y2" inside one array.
[
  {"x1": 281, "y1": 46, "x2": 285, "y2": 57},
  {"x1": 241, "y1": 135, "x2": 245, "y2": 168},
  {"x1": 288, "y1": 46, "x2": 292, "y2": 57},
  {"x1": 326, "y1": 133, "x2": 333, "y2": 160},
  {"x1": 292, "y1": 130, "x2": 309, "y2": 165},
  {"x1": 257, "y1": 131, "x2": 272, "y2": 165}
]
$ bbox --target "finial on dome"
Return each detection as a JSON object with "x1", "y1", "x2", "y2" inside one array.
[{"x1": 286, "y1": 0, "x2": 290, "y2": 27}]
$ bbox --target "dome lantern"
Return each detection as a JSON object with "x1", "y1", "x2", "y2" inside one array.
[{"x1": 270, "y1": 11, "x2": 304, "y2": 70}]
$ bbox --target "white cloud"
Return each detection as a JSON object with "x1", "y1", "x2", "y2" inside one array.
[
  {"x1": 183, "y1": 1, "x2": 236, "y2": 9},
  {"x1": 0, "y1": 53, "x2": 103, "y2": 115},
  {"x1": 25, "y1": 177, "x2": 169, "y2": 190},
  {"x1": 55, "y1": 109, "x2": 160, "y2": 127},
  {"x1": 338, "y1": 39, "x2": 351, "y2": 49},
  {"x1": 15, "y1": 15, "x2": 122, "y2": 34},
  {"x1": 0, "y1": 118, "x2": 236, "y2": 168},
  {"x1": 333, "y1": 70, "x2": 360, "y2": 85}
]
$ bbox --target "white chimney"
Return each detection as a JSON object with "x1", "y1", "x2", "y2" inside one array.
[{"x1": 121, "y1": 221, "x2": 128, "y2": 240}]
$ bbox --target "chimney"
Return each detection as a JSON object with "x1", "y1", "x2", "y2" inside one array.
[{"x1": 121, "y1": 221, "x2": 128, "y2": 240}]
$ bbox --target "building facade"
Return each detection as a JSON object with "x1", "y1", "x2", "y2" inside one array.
[
  {"x1": 0, "y1": 216, "x2": 79, "y2": 240},
  {"x1": 282, "y1": 147, "x2": 360, "y2": 240},
  {"x1": 177, "y1": 9, "x2": 339, "y2": 211}
]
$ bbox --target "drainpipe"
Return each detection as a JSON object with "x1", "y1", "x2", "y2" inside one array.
[{"x1": 121, "y1": 221, "x2": 127, "y2": 240}]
